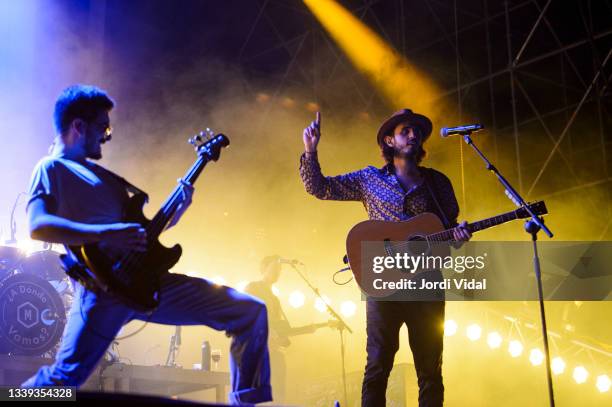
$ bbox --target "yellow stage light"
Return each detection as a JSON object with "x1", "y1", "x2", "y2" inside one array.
[
  {"x1": 573, "y1": 366, "x2": 589, "y2": 384},
  {"x1": 551, "y1": 357, "x2": 566, "y2": 375},
  {"x1": 303, "y1": 0, "x2": 441, "y2": 111},
  {"x1": 271, "y1": 285, "x2": 280, "y2": 297},
  {"x1": 529, "y1": 349, "x2": 544, "y2": 366},
  {"x1": 314, "y1": 295, "x2": 332, "y2": 313},
  {"x1": 596, "y1": 375, "x2": 611, "y2": 393},
  {"x1": 211, "y1": 276, "x2": 226, "y2": 286},
  {"x1": 466, "y1": 324, "x2": 482, "y2": 341},
  {"x1": 288, "y1": 291, "x2": 305, "y2": 308},
  {"x1": 444, "y1": 320, "x2": 457, "y2": 337},
  {"x1": 340, "y1": 300, "x2": 356, "y2": 317},
  {"x1": 508, "y1": 340, "x2": 523, "y2": 358},
  {"x1": 487, "y1": 332, "x2": 502, "y2": 349}
]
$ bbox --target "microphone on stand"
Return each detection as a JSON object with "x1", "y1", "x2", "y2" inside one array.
[
  {"x1": 277, "y1": 258, "x2": 303, "y2": 266},
  {"x1": 440, "y1": 123, "x2": 484, "y2": 138}
]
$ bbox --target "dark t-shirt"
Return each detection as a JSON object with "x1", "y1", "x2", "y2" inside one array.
[{"x1": 27, "y1": 155, "x2": 129, "y2": 224}]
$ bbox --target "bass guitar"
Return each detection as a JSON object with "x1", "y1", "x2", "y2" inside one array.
[{"x1": 62, "y1": 131, "x2": 230, "y2": 311}]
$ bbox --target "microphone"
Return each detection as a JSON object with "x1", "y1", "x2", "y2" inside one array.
[
  {"x1": 440, "y1": 123, "x2": 484, "y2": 138},
  {"x1": 100, "y1": 134, "x2": 112, "y2": 144},
  {"x1": 277, "y1": 258, "x2": 303, "y2": 266}
]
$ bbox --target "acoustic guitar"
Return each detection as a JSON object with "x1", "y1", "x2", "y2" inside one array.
[{"x1": 345, "y1": 201, "x2": 548, "y2": 297}]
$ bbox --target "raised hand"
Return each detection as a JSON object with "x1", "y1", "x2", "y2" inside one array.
[{"x1": 303, "y1": 111, "x2": 321, "y2": 153}]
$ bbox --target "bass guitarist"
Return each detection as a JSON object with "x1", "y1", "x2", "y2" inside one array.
[
  {"x1": 22, "y1": 85, "x2": 272, "y2": 405},
  {"x1": 299, "y1": 109, "x2": 471, "y2": 407}
]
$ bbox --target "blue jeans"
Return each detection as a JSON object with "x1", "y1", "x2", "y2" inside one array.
[
  {"x1": 361, "y1": 300, "x2": 445, "y2": 407},
  {"x1": 22, "y1": 273, "x2": 272, "y2": 404}
]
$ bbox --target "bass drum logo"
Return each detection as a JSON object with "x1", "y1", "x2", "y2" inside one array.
[{"x1": 0, "y1": 272, "x2": 66, "y2": 355}]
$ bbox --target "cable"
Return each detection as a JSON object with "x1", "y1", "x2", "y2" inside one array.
[
  {"x1": 78, "y1": 287, "x2": 151, "y2": 342},
  {"x1": 333, "y1": 268, "x2": 353, "y2": 286}
]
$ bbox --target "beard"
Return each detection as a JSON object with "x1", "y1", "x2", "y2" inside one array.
[
  {"x1": 88, "y1": 150, "x2": 102, "y2": 160},
  {"x1": 84, "y1": 130, "x2": 103, "y2": 160},
  {"x1": 86, "y1": 140, "x2": 102, "y2": 160},
  {"x1": 393, "y1": 144, "x2": 420, "y2": 161}
]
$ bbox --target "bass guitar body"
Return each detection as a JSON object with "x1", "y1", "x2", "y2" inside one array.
[
  {"x1": 71, "y1": 193, "x2": 182, "y2": 312},
  {"x1": 62, "y1": 132, "x2": 230, "y2": 312}
]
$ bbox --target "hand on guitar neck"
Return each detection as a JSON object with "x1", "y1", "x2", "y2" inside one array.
[
  {"x1": 165, "y1": 179, "x2": 194, "y2": 230},
  {"x1": 452, "y1": 220, "x2": 471, "y2": 247}
]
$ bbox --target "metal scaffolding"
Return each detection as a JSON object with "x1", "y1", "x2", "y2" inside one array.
[{"x1": 235, "y1": 0, "x2": 611, "y2": 236}]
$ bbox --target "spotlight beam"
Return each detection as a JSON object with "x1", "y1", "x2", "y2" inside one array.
[{"x1": 303, "y1": 0, "x2": 441, "y2": 112}]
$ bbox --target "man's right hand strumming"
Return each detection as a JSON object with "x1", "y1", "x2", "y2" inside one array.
[
  {"x1": 303, "y1": 111, "x2": 321, "y2": 153},
  {"x1": 99, "y1": 223, "x2": 148, "y2": 252}
]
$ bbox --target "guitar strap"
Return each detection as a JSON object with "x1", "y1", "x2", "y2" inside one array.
[
  {"x1": 114, "y1": 174, "x2": 149, "y2": 201},
  {"x1": 423, "y1": 169, "x2": 452, "y2": 229},
  {"x1": 97, "y1": 164, "x2": 149, "y2": 202}
]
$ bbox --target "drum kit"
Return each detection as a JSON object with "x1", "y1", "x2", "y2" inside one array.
[{"x1": 0, "y1": 244, "x2": 72, "y2": 357}]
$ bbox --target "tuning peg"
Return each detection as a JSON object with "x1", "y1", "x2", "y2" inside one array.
[{"x1": 188, "y1": 133, "x2": 204, "y2": 146}]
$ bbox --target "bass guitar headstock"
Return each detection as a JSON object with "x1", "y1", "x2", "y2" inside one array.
[{"x1": 188, "y1": 128, "x2": 230, "y2": 161}]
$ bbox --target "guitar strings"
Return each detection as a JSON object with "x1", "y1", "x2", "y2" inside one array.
[{"x1": 387, "y1": 211, "x2": 520, "y2": 252}]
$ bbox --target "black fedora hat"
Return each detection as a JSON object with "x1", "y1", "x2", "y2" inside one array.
[{"x1": 376, "y1": 109, "x2": 433, "y2": 146}]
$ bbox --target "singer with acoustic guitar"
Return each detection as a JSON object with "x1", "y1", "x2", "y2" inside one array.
[{"x1": 299, "y1": 109, "x2": 471, "y2": 407}]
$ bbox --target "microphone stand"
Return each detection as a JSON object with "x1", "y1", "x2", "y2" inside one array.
[
  {"x1": 289, "y1": 263, "x2": 352, "y2": 407},
  {"x1": 5, "y1": 193, "x2": 25, "y2": 245},
  {"x1": 460, "y1": 131, "x2": 555, "y2": 407},
  {"x1": 165, "y1": 325, "x2": 181, "y2": 367}
]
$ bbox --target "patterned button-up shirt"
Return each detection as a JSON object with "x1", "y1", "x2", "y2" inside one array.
[{"x1": 299, "y1": 152, "x2": 459, "y2": 227}]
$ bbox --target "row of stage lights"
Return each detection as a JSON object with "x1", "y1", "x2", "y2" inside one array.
[
  {"x1": 444, "y1": 320, "x2": 611, "y2": 393},
  {"x1": 209, "y1": 276, "x2": 358, "y2": 318},
  {"x1": 206, "y1": 275, "x2": 610, "y2": 394}
]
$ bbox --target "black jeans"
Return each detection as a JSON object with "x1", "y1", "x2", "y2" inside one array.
[{"x1": 361, "y1": 300, "x2": 445, "y2": 407}]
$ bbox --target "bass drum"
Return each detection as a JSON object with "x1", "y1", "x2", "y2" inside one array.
[
  {"x1": 18, "y1": 250, "x2": 66, "y2": 281},
  {"x1": 0, "y1": 272, "x2": 67, "y2": 356}
]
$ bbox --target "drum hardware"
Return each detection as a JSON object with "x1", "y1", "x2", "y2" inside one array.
[{"x1": 0, "y1": 193, "x2": 72, "y2": 357}]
